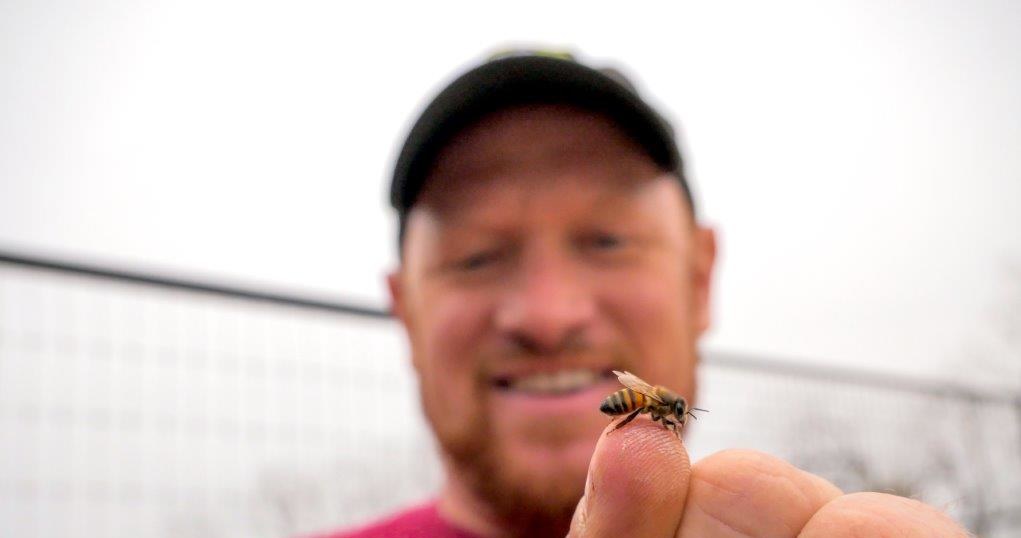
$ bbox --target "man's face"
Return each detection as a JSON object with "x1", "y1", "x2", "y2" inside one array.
[{"x1": 389, "y1": 104, "x2": 715, "y2": 524}]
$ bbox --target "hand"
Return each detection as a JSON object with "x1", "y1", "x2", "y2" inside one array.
[{"x1": 568, "y1": 418, "x2": 970, "y2": 537}]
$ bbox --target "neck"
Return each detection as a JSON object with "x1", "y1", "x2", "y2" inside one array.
[
  {"x1": 436, "y1": 467, "x2": 509, "y2": 538},
  {"x1": 435, "y1": 462, "x2": 574, "y2": 538}
]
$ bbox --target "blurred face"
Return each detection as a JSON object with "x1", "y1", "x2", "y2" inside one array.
[{"x1": 388, "y1": 104, "x2": 715, "y2": 532}]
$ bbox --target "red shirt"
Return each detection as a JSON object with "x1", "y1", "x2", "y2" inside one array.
[{"x1": 307, "y1": 502, "x2": 480, "y2": 538}]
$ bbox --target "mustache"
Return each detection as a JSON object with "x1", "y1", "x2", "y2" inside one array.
[
  {"x1": 481, "y1": 331, "x2": 631, "y2": 373},
  {"x1": 496, "y1": 329, "x2": 594, "y2": 359}
]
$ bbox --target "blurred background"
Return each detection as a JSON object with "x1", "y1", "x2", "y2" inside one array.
[{"x1": 1, "y1": 1, "x2": 1019, "y2": 537}]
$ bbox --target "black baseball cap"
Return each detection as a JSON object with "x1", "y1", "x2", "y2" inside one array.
[{"x1": 390, "y1": 50, "x2": 694, "y2": 246}]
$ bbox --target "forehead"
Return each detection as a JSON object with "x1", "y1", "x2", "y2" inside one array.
[{"x1": 417, "y1": 104, "x2": 666, "y2": 215}]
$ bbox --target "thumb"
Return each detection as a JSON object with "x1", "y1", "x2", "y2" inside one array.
[{"x1": 568, "y1": 417, "x2": 691, "y2": 537}]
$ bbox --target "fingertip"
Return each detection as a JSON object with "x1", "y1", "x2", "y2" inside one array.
[
  {"x1": 594, "y1": 416, "x2": 689, "y2": 477},
  {"x1": 573, "y1": 417, "x2": 691, "y2": 536}
]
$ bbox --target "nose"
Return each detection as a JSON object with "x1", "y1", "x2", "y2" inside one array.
[{"x1": 494, "y1": 247, "x2": 596, "y2": 354}]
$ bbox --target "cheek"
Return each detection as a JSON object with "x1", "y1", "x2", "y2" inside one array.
[
  {"x1": 416, "y1": 290, "x2": 493, "y2": 363},
  {"x1": 604, "y1": 267, "x2": 690, "y2": 338},
  {"x1": 409, "y1": 288, "x2": 494, "y2": 401},
  {"x1": 600, "y1": 266, "x2": 697, "y2": 391},
  {"x1": 406, "y1": 288, "x2": 498, "y2": 445}
]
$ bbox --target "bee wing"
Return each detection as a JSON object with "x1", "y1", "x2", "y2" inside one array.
[{"x1": 613, "y1": 370, "x2": 664, "y2": 403}]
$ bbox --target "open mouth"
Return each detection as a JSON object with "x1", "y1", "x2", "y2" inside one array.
[{"x1": 492, "y1": 368, "x2": 617, "y2": 396}]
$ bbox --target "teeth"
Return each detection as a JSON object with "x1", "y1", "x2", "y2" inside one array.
[{"x1": 509, "y1": 369, "x2": 600, "y2": 394}]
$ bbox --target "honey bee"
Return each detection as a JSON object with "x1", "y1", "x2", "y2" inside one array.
[{"x1": 599, "y1": 370, "x2": 706, "y2": 434}]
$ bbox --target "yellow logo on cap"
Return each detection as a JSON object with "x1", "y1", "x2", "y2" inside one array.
[{"x1": 487, "y1": 48, "x2": 576, "y2": 62}]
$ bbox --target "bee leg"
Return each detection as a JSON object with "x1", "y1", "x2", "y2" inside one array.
[
  {"x1": 662, "y1": 419, "x2": 682, "y2": 438},
  {"x1": 611, "y1": 409, "x2": 643, "y2": 432}
]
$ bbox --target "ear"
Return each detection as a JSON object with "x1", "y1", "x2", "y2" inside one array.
[
  {"x1": 388, "y1": 267, "x2": 425, "y2": 374},
  {"x1": 386, "y1": 269, "x2": 406, "y2": 326},
  {"x1": 691, "y1": 225, "x2": 717, "y2": 336}
]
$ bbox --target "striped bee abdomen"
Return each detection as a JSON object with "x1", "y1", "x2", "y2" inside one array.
[{"x1": 599, "y1": 388, "x2": 649, "y2": 415}]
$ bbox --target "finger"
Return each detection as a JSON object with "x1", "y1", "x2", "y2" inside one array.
[
  {"x1": 799, "y1": 492, "x2": 971, "y2": 537},
  {"x1": 677, "y1": 449, "x2": 842, "y2": 537},
  {"x1": 568, "y1": 417, "x2": 691, "y2": 538}
]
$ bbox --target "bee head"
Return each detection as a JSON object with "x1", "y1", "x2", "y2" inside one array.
[{"x1": 672, "y1": 399, "x2": 687, "y2": 420}]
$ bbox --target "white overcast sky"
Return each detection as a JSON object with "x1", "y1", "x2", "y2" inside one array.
[{"x1": 2, "y1": 1, "x2": 1019, "y2": 388}]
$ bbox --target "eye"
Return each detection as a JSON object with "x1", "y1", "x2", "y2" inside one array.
[
  {"x1": 458, "y1": 250, "x2": 499, "y2": 271},
  {"x1": 585, "y1": 232, "x2": 625, "y2": 251}
]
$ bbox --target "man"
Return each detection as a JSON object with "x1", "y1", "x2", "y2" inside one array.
[{"x1": 321, "y1": 51, "x2": 969, "y2": 537}]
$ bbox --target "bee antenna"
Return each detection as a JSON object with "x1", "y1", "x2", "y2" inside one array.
[{"x1": 686, "y1": 407, "x2": 708, "y2": 420}]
